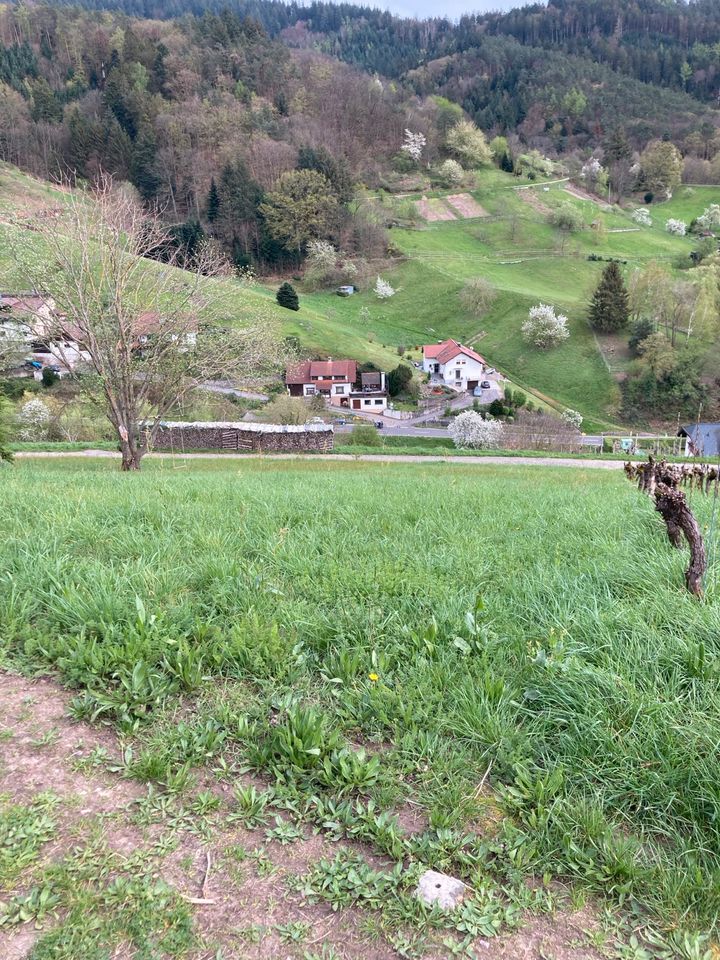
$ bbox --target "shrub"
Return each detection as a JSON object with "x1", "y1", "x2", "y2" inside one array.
[
  {"x1": 632, "y1": 208, "x2": 652, "y2": 227},
  {"x1": 547, "y1": 203, "x2": 584, "y2": 233},
  {"x1": 41, "y1": 367, "x2": 59, "y2": 388},
  {"x1": 628, "y1": 318, "x2": 655, "y2": 356},
  {"x1": 488, "y1": 398, "x2": 505, "y2": 417},
  {"x1": 0, "y1": 396, "x2": 14, "y2": 463},
  {"x1": 387, "y1": 364, "x2": 413, "y2": 397},
  {"x1": 18, "y1": 398, "x2": 51, "y2": 441},
  {"x1": 449, "y1": 411, "x2": 504, "y2": 449},
  {"x1": 276, "y1": 282, "x2": 300, "y2": 311},
  {"x1": 562, "y1": 409, "x2": 583, "y2": 429},
  {"x1": 644, "y1": 192, "x2": 654, "y2": 204},
  {"x1": 513, "y1": 391, "x2": 527, "y2": 409},
  {"x1": 374, "y1": 276, "x2": 395, "y2": 299},
  {"x1": 665, "y1": 219, "x2": 687, "y2": 236},
  {"x1": 347, "y1": 423, "x2": 380, "y2": 446},
  {"x1": 459, "y1": 277, "x2": 497, "y2": 318},
  {"x1": 438, "y1": 158, "x2": 464, "y2": 186},
  {"x1": 522, "y1": 304, "x2": 570, "y2": 349}
]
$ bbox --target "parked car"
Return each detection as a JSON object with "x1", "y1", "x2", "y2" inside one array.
[
  {"x1": 375, "y1": 420, "x2": 384, "y2": 429},
  {"x1": 480, "y1": 380, "x2": 491, "y2": 389}
]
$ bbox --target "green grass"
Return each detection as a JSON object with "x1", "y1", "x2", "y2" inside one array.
[{"x1": 2, "y1": 458, "x2": 720, "y2": 944}]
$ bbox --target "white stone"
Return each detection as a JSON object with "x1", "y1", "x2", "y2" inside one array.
[{"x1": 415, "y1": 869, "x2": 466, "y2": 910}]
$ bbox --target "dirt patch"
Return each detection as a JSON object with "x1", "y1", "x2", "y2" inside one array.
[
  {"x1": 516, "y1": 189, "x2": 551, "y2": 216},
  {"x1": 415, "y1": 197, "x2": 457, "y2": 222},
  {"x1": 563, "y1": 184, "x2": 612, "y2": 210},
  {"x1": 445, "y1": 193, "x2": 489, "y2": 218},
  {"x1": 492, "y1": 906, "x2": 605, "y2": 959}
]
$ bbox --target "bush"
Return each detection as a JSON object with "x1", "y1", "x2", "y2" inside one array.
[
  {"x1": 644, "y1": 192, "x2": 654, "y2": 204},
  {"x1": 0, "y1": 396, "x2": 14, "y2": 463},
  {"x1": 347, "y1": 423, "x2": 380, "y2": 446},
  {"x1": 449, "y1": 411, "x2": 504, "y2": 449},
  {"x1": 488, "y1": 399, "x2": 505, "y2": 417},
  {"x1": 665, "y1": 219, "x2": 687, "y2": 236},
  {"x1": 459, "y1": 277, "x2": 497, "y2": 318},
  {"x1": 628, "y1": 318, "x2": 655, "y2": 357},
  {"x1": 276, "y1": 282, "x2": 300, "y2": 311},
  {"x1": 632, "y1": 208, "x2": 652, "y2": 227},
  {"x1": 562, "y1": 409, "x2": 583, "y2": 429},
  {"x1": 387, "y1": 363, "x2": 413, "y2": 397},
  {"x1": 522, "y1": 304, "x2": 570, "y2": 349},
  {"x1": 18, "y1": 398, "x2": 51, "y2": 441},
  {"x1": 438, "y1": 158, "x2": 464, "y2": 186},
  {"x1": 41, "y1": 367, "x2": 59, "y2": 388}
]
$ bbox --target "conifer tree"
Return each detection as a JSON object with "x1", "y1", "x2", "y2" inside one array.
[
  {"x1": 206, "y1": 178, "x2": 220, "y2": 223},
  {"x1": 589, "y1": 261, "x2": 629, "y2": 332},
  {"x1": 276, "y1": 282, "x2": 299, "y2": 311}
]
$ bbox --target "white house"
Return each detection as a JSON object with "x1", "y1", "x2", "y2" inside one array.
[
  {"x1": 0, "y1": 292, "x2": 91, "y2": 372},
  {"x1": 422, "y1": 338, "x2": 487, "y2": 391},
  {"x1": 285, "y1": 360, "x2": 388, "y2": 412}
]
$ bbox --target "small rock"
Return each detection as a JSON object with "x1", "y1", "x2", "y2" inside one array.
[{"x1": 415, "y1": 869, "x2": 466, "y2": 910}]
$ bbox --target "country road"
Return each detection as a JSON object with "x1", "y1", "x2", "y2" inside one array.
[{"x1": 15, "y1": 450, "x2": 626, "y2": 469}]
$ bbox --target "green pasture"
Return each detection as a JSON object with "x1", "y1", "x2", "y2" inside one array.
[{"x1": 2, "y1": 458, "x2": 720, "y2": 942}]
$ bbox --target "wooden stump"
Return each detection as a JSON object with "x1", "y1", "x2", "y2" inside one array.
[{"x1": 654, "y1": 482, "x2": 707, "y2": 597}]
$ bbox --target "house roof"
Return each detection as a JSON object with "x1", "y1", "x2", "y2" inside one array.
[
  {"x1": 285, "y1": 359, "x2": 357, "y2": 385},
  {"x1": 678, "y1": 423, "x2": 720, "y2": 457},
  {"x1": 423, "y1": 338, "x2": 486, "y2": 366}
]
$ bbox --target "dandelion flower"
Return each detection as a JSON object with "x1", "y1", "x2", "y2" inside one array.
[{"x1": 368, "y1": 673, "x2": 379, "y2": 682}]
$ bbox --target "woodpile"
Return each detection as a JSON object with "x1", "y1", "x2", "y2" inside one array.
[{"x1": 624, "y1": 456, "x2": 709, "y2": 597}]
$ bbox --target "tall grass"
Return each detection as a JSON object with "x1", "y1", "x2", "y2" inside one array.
[{"x1": 2, "y1": 458, "x2": 720, "y2": 932}]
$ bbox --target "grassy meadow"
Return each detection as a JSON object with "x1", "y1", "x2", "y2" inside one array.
[{"x1": 2, "y1": 458, "x2": 720, "y2": 951}]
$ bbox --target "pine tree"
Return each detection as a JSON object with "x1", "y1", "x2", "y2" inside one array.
[
  {"x1": 589, "y1": 261, "x2": 629, "y2": 333},
  {"x1": 276, "y1": 282, "x2": 299, "y2": 311},
  {"x1": 206, "y1": 178, "x2": 220, "y2": 223}
]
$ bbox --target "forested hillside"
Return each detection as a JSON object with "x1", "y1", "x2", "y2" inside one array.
[{"x1": 36, "y1": 0, "x2": 720, "y2": 151}]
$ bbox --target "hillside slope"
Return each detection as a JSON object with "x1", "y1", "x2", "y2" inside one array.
[{"x1": 0, "y1": 162, "x2": 402, "y2": 372}]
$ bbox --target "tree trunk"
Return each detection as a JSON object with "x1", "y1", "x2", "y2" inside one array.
[
  {"x1": 120, "y1": 439, "x2": 142, "y2": 471},
  {"x1": 654, "y1": 483, "x2": 707, "y2": 597}
]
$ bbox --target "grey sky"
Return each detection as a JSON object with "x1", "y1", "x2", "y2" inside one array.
[{"x1": 376, "y1": 0, "x2": 523, "y2": 20}]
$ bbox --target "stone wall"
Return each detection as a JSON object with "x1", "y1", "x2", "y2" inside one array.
[{"x1": 147, "y1": 421, "x2": 333, "y2": 453}]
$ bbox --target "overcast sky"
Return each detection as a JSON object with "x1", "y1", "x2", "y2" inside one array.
[{"x1": 377, "y1": 0, "x2": 524, "y2": 20}]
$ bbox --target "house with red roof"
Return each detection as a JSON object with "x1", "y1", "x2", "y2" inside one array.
[
  {"x1": 285, "y1": 359, "x2": 388, "y2": 412},
  {"x1": 422, "y1": 338, "x2": 488, "y2": 392}
]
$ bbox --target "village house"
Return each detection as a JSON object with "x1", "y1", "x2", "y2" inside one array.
[
  {"x1": 285, "y1": 360, "x2": 388, "y2": 412},
  {"x1": 422, "y1": 338, "x2": 488, "y2": 392},
  {"x1": 0, "y1": 291, "x2": 90, "y2": 372}
]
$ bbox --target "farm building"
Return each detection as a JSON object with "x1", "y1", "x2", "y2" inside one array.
[
  {"x1": 422, "y1": 339, "x2": 487, "y2": 392},
  {"x1": 147, "y1": 421, "x2": 334, "y2": 453},
  {"x1": 285, "y1": 360, "x2": 388, "y2": 412},
  {"x1": 678, "y1": 423, "x2": 720, "y2": 458}
]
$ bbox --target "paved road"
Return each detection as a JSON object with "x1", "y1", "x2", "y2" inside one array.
[{"x1": 16, "y1": 450, "x2": 626, "y2": 469}]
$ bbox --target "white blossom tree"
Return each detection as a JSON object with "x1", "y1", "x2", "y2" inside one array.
[
  {"x1": 696, "y1": 205, "x2": 720, "y2": 230},
  {"x1": 375, "y1": 276, "x2": 396, "y2": 299},
  {"x1": 665, "y1": 218, "x2": 687, "y2": 236},
  {"x1": 632, "y1": 208, "x2": 652, "y2": 227},
  {"x1": 561, "y1": 409, "x2": 583, "y2": 429},
  {"x1": 522, "y1": 304, "x2": 570, "y2": 348},
  {"x1": 401, "y1": 130, "x2": 426, "y2": 164},
  {"x1": 18, "y1": 398, "x2": 51, "y2": 441},
  {"x1": 449, "y1": 411, "x2": 504, "y2": 450}
]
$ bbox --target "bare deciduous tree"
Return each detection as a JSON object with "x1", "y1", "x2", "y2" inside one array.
[{"x1": 15, "y1": 173, "x2": 290, "y2": 470}]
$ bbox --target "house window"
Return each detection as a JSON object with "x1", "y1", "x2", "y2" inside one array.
[
  {"x1": 305, "y1": 386, "x2": 316, "y2": 395},
  {"x1": 455, "y1": 369, "x2": 461, "y2": 378},
  {"x1": 335, "y1": 385, "x2": 345, "y2": 394},
  {"x1": 374, "y1": 399, "x2": 383, "y2": 405}
]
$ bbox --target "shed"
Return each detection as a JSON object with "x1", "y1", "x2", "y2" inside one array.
[{"x1": 678, "y1": 423, "x2": 720, "y2": 458}]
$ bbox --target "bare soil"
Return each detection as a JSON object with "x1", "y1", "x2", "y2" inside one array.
[
  {"x1": 445, "y1": 194, "x2": 489, "y2": 218},
  {"x1": 415, "y1": 197, "x2": 457, "y2": 222},
  {"x1": 0, "y1": 671, "x2": 608, "y2": 959}
]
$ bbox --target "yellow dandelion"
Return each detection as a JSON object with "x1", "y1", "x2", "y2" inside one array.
[{"x1": 368, "y1": 672, "x2": 379, "y2": 682}]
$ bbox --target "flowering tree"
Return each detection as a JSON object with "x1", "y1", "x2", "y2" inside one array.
[
  {"x1": 632, "y1": 208, "x2": 652, "y2": 227},
  {"x1": 522, "y1": 304, "x2": 570, "y2": 348},
  {"x1": 375, "y1": 276, "x2": 396, "y2": 299},
  {"x1": 562, "y1": 409, "x2": 583, "y2": 429},
  {"x1": 446, "y1": 121, "x2": 492, "y2": 168},
  {"x1": 439, "y1": 159, "x2": 464, "y2": 186},
  {"x1": 18, "y1": 398, "x2": 51, "y2": 441},
  {"x1": 696, "y1": 205, "x2": 720, "y2": 230},
  {"x1": 449, "y1": 411, "x2": 504, "y2": 450},
  {"x1": 665, "y1": 219, "x2": 687, "y2": 236},
  {"x1": 401, "y1": 130, "x2": 426, "y2": 164}
]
